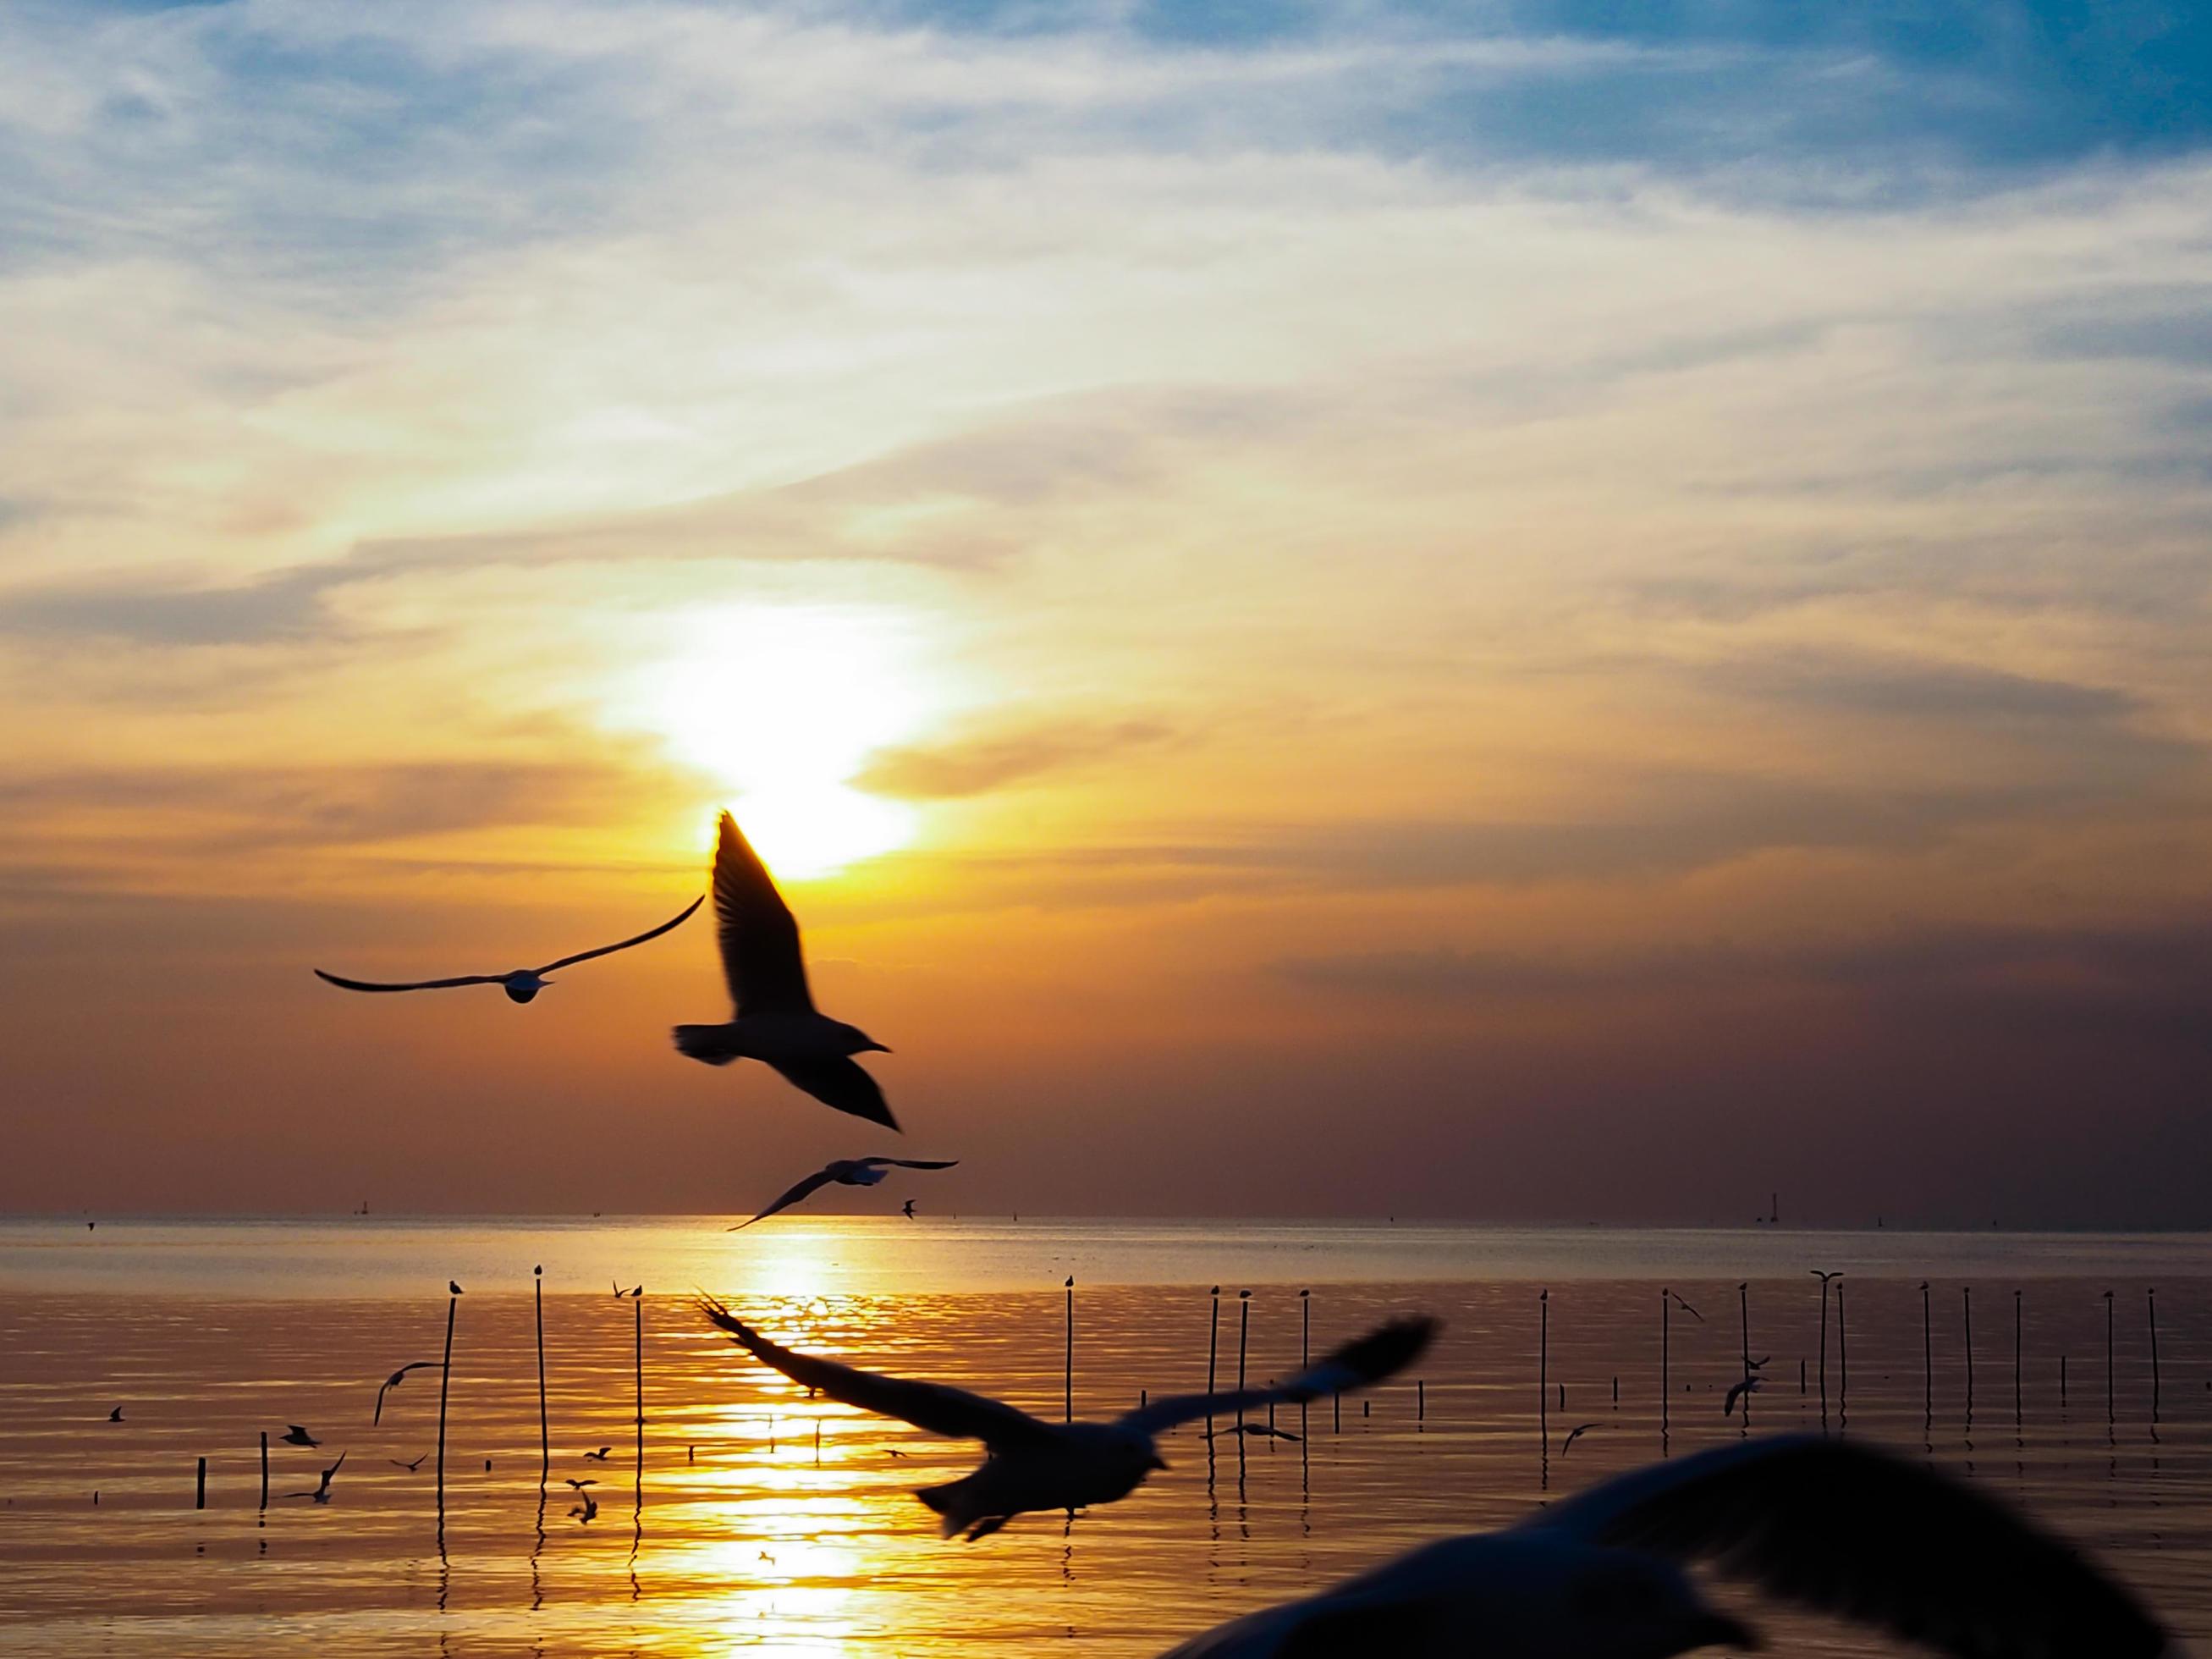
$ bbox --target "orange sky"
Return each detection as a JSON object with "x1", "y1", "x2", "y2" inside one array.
[{"x1": 3, "y1": 3, "x2": 2209, "y2": 1223}]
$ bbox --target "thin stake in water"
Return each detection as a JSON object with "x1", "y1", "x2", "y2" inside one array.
[
  {"x1": 1235, "y1": 1290, "x2": 1252, "y2": 1429},
  {"x1": 535, "y1": 1265, "x2": 548, "y2": 1485},
  {"x1": 1064, "y1": 1276, "x2": 1075, "y2": 1425},
  {"x1": 437, "y1": 1283, "x2": 458, "y2": 1523}
]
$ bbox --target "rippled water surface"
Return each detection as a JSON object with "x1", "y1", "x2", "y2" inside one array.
[{"x1": 3, "y1": 1219, "x2": 2209, "y2": 1656}]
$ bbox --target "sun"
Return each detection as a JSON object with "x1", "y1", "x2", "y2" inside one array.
[{"x1": 625, "y1": 604, "x2": 930, "y2": 878}]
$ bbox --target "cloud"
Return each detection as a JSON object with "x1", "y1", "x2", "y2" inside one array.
[{"x1": 857, "y1": 716, "x2": 1177, "y2": 799}]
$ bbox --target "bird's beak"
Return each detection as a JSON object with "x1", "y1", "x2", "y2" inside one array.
[
  {"x1": 866, "y1": 1040, "x2": 892, "y2": 1053},
  {"x1": 1683, "y1": 1612, "x2": 1763, "y2": 1651}
]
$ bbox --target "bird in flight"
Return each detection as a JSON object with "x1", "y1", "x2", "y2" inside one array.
[
  {"x1": 1205, "y1": 1423, "x2": 1302, "y2": 1444},
  {"x1": 280, "y1": 1425, "x2": 320, "y2": 1447},
  {"x1": 315, "y1": 897, "x2": 702, "y2": 1004},
  {"x1": 107, "y1": 1407, "x2": 123, "y2": 1424},
  {"x1": 1669, "y1": 1292, "x2": 1703, "y2": 1323},
  {"x1": 582, "y1": 1446, "x2": 613, "y2": 1462},
  {"x1": 570, "y1": 1491, "x2": 599, "y2": 1524},
  {"x1": 673, "y1": 813, "x2": 896, "y2": 1129},
  {"x1": 286, "y1": 1452, "x2": 346, "y2": 1504},
  {"x1": 1723, "y1": 1377, "x2": 1761, "y2": 1417},
  {"x1": 1157, "y1": 1435, "x2": 2169, "y2": 1658},
  {"x1": 373, "y1": 1362, "x2": 440, "y2": 1425},
  {"x1": 565, "y1": 1477, "x2": 597, "y2": 1491},
  {"x1": 901, "y1": 1199, "x2": 917, "y2": 1220},
  {"x1": 730, "y1": 1157, "x2": 961, "y2": 1229},
  {"x1": 699, "y1": 1295, "x2": 1433, "y2": 1540},
  {"x1": 388, "y1": 1453, "x2": 428, "y2": 1472},
  {"x1": 1560, "y1": 1422, "x2": 1599, "y2": 1456},
  {"x1": 613, "y1": 1282, "x2": 641, "y2": 1298}
]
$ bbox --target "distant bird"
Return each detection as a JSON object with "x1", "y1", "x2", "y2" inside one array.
[
  {"x1": 730, "y1": 1157, "x2": 960, "y2": 1229},
  {"x1": 1723, "y1": 1377, "x2": 1762, "y2": 1417},
  {"x1": 1205, "y1": 1423, "x2": 1302, "y2": 1443},
  {"x1": 673, "y1": 813, "x2": 896, "y2": 1128},
  {"x1": 570, "y1": 1492, "x2": 599, "y2": 1524},
  {"x1": 1811, "y1": 1270, "x2": 1844, "y2": 1285},
  {"x1": 1669, "y1": 1293, "x2": 1703, "y2": 1323},
  {"x1": 107, "y1": 1407, "x2": 123, "y2": 1424},
  {"x1": 1560, "y1": 1423, "x2": 1599, "y2": 1456},
  {"x1": 582, "y1": 1446, "x2": 613, "y2": 1462},
  {"x1": 1744, "y1": 1355, "x2": 1770, "y2": 1372},
  {"x1": 286, "y1": 1452, "x2": 346, "y2": 1504},
  {"x1": 758, "y1": 1550, "x2": 776, "y2": 1564},
  {"x1": 902, "y1": 1199, "x2": 917, "y2": 1220},
  {"x1": 565, "y1": 1478, "x2": 597, "y2": 1491},
  {"x1": 700, "y1": 1294, "x2": 1433, "y2": 1540},
  {"x1": 613, "y1": 1282, "x2": 641, "y2": 1298},
  {"x1": 373, "y1": 1362, "x2": 440, "y2": 1425},
  {"x1": 388, "y1": 1453, "x2": 428, "y2": 1472},
  {"x1": 1156, "y1": 1436, "x2": 2169, "y2": 1658},
  {"x1": 280, "y1": 1425, "x2": 319, "y2": 1447},
  {"x1": 315, "y1": 897, "x2": 702, "y2": 1004},
  {"x1": 449, "y1": 1281, "x2": 463, "y2": 1296}
]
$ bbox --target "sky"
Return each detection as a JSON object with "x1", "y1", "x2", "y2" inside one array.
[{"x1": 2, "y1": 0, "x2": 2209, "y2": 1226}]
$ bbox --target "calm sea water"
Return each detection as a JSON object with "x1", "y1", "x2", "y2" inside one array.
[{"x1": 2, "y1": 1219, "x2": 2207, "y2": 1656}]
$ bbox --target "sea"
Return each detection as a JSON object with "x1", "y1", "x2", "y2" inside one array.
[{"x1": 1, "y1": 1217, "x2": 2207, "y2": 1656}]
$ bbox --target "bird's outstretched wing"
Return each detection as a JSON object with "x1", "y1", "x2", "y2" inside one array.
[
  {"x1": 1527, "y1": 1435, "x2": 2170, "y2": 1659},
  {"x1": 697, "y1": 1297, "x2": 1058, "y2": 1452},
  {"x1": 768, "y1": 1056, "x2": 898, "y2": 1131},
  {"x1": 729, "y1": 1167, "x2": 839, "y2": 1230},
  {"x1": 1119, "y1": 1316, "x2": 1438, "y2": 1436},
  {"x1": 712, "y1": 813, "x2": 812, "y2": 1016},
  {"x1": 315, "y1": 969, "x2": 504, "y2": 994},
  {"x1": 857, "y1": 1158, "x2": 959, "y2": 1171},
  {"x1": 537, "y1": 896, "x2": 703, "y2": 973},
  {"x1": 373, "y1": 1361, "x2": 441, "y2": 1425}
]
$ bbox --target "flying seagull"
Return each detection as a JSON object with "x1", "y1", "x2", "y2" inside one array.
[
  {"x1": 1205, "y1": 1423, "x2": 1302, "y2": 1443},
  {"x1": 673, "y1": 813, "x2": 896, "y2": 1129},
  {"x1": 388, "y1": 1453, "x2": 428, "y2": 1472},
  {"x1": 315, "y1": 896, "x2": 702, "y2": 1004},
  {"x1": 286, "y1": 1452, "x2": 346, "y2": 1504},
  {"x1": 1723, "y1": 1377, "x2": 1761, "y2": 1417},
  {"x1": 1560, "y1": 1422, "x2": 1599, "y2": 1456},
  {"x1": 582, "y1": 1446, "x2": 613, "y2": 1462},
  {"x1": 730, "y1": 1157, "x2": 961, "y2": 1229},
  {"x1": 280, "y1": 1425, "x2": 320, "y2": 1447},
  {"x1": 1156, "y1": 1434, "x2": 2169, "y2": 1658},
  {"x1": 373, "y1": 1362, "x2": 440, "y2": 1425},
  {"x1": 570, "y1": 1492, "x2": 599, "y2": 1524},
  {"x1": 565, "y1": 1477, "x2": 597, "y2": 1491},
  {"x1": 901, "y1": 1199, "x2": 916, "y2": 1220},
  {"x1": 613, "y1": 1282, "x2": 641, "y2": 1298},
  {"x1": 699, "y1": 1294, "x2": 1433, "y2": 1540},
  {"x1": 1670, "y1": 1293, "x2": 1703, "y2": 1324}
]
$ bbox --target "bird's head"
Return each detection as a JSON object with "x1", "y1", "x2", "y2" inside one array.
[{"x1": 504, "y1": 973, "x2": 547, "y2": 1003}]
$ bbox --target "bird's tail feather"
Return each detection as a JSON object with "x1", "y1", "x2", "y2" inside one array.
[
  {"x1": 674, "y1": 1025, "x2": 740, "y2": 1066},
  {"x1": 915, "y1": 1475, "x2": 977, "y2": 1538}
]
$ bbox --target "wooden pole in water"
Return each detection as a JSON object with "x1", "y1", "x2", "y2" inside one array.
[
  {"x1": 1660, "y1": 1288, "x2": 1670, "y2": 1439},
  {"x1": 1300, "y1": 1289, "x2": 1311, "y2": 1435},
  {"x1": 259, "y1": 1431, "x2": 269, "y2": 1511},
  {"x1": 634, "y1": 1290, "x2": 645, "y2": 1467},
  {"x1": 2148, "y1": 1287, "x2": 2161, "y2": 1420},
  {"x1": 1235, "y1": 1290, "x2": 1252, "y2": 1428},
  {"x1": 535, "y1": 1265, "x2": 548, "y2": 1485},
  {"x1": 1962, "y1": 1287, "x2": 1973, "y2": 1413},
  {"x1": 2014, "y1": 1289, "x2": 2023, "y2": 1428},
  {"x1": 1920, "y1": 1281, "x2": 1933, "y2": 1421},
  {"x1": 196, "y1": 1456, "x2": 206, "y2": 1510},
  {"x1": 1064, "y1": 1277, "x2": 1075, "y2": 1424},
  {"x1": 437, "y1": 1284, "x2": 457, "y2": 1518},
  {"x1": 1736, "y1": 1283, "x2": 1751, "y2": 1427},
  {"x1": 1539, "y1": 1288, "x2": 1549, "y2": 1434},
  {"x1": 1836, "y1": 1281, "x2": 1848, "y2": 1419},
  {"x1": 2104, "y1": 1290, "x2": 2116, "y2": 1424},
  {"x1": 1207, "y1": 1287, "x2": 1220, "y2": 1432},
  {"x1": 1816, "y1": 1275, "x2": 1830, "y2": 1419}
]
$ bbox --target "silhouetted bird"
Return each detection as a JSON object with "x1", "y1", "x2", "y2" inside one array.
[
  {"x1": 731, "y1": 1157, "x2": 960, "y2": 1228},
  {"x1": 449, "y1": 1281, "x2": 463, "y2": 1296},
  {"x1": 583, "y1": 1446, "x2": 613, "y2": 1462},
  {"x1": 280, "y1": 1425, "x2": 319, "y2": 1447},
  {"x1": 107, "y1": 1407, "x2": 123, "y2": 1424},
  {"x1": 902, "y1": 1199, "x2": 917, "y2": 1220},
  {"x1": 565, "y1": 1478, "x2": 597, "y2": 1491},
  {"x1": 673, "y1": 813, "x2": 896, "y2": 1128},
  {"x1": 1670, "y1": 1293, "x2": 1703, "y2": 1324},
  {"x1": 373, "y1": 1362, "x2": 440, "y2": 1425},
  {"x1": 286, "y1": 1452, "x2": 345, "y2": 1504},
  {"x1": 700, "y1": 1295, "x2": 1433, "y2": 1540},
  {"x1": 315, "y1": 897, "x2": 702, "y2": 1003},
  {"x1": 1157, "y1": 1436, "x2": 2169, "y2": 1658},
  {"x1": 613, "y1": 1282, "x2": 641, "y2": 1298},
  {"x1": 570, "y1": 1492, "x2": 598, "y2": 1523},
  {"x1": 1723, "y1": 1378, "x2": 1761, "y2": 1417},
  {"x1": 1560, "y1": 1423, "x2": 1599, "y2": 1455},
  {"x1": 1205, "y1": 1423, "x2": 1302, "y2": 1443},
  {"x1": 388, "y1": 1453, "x2": 428, "y2": 1472}
]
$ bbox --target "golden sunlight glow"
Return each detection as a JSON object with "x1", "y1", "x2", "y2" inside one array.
[{"x1": 625, "y1": 605, "x2": 931, "y2": 878}]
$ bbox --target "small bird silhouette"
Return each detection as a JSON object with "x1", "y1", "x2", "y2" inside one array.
[
  {"x1": 388, "y1": 1453, "x2": 428, "y2": 1472},
  {"x1": 1724, "y1": 1377, "x2": 1763, "y2": 1417},
  {"x1": 1205, "y1": 1422, "x2": 1302, "y2": 1443},
  {"x1": 373, "y1": 1362, "x2": 440, "y2": 1425},
  {"x1": 107, "y1": 1407, "x2": 123, "y2": 1424},
  {"x1": 286, "y1": 1452, "x2": 346, "y2": 1503},
  {"x1": 1670, "y1": 1292, "x2": 1703, "y2": 1323},
  {"x1": 583, "y1": 1446, "x2": 613, "y2": 1462},
  {"x1": 1560, "y1": 1422, "x2": 1599, "y2": 1455},
  {"x1": 613, "y1": 1281, "x2": 642, "y2": 1298},
  {"x1": 570, "y1": 1492, "x2": 599, "y2": 1523},
  {"x1": 316, "y1": 897, "x2": 702, "y2": 1004},
  {"x1": 280, "y1": 1425, "x2": 319, "y2": 1447},
  {"x1": 1812, "y1": 1270, "x2": 1844, "y2": 1286},
  {"x1": 732, "y1": 1157, "x2": 960, "y2": 1229},
  {"x1": 449, "y1": 1281, "x2": 463, "y2": 1297},
  {"x1": 565, "y1": 1477, "x2": 597, "y2": 1491},
  {"x1": 902, "y1": 1199, "x2": 917, "y2": 1220}
]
